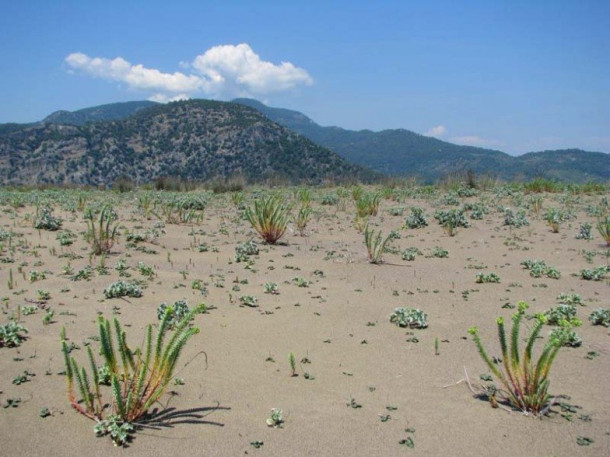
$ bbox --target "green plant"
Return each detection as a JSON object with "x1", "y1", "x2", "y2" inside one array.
[
  {"x1": 544, "y1": 208, "x2": 563, "y2": 233},
  {"x1": 389, "y1": 307, "x2": 428, "y2": 329},
  {"x1": 589, "y1": 308, "x2": 610, "y2": 327},
  {"x1": 266, "y1": 408, "x2": 284, "y2": 428},
  {"x1": 432, "y1": 246, "x2": 449, "y2": 258},
  {"x1": 234, "y1": 240, "x2": 259, "y2": 262},
  {"x1": 557, "y1": 293, "x2": 583, "y2": 306},
  {"x1": 264, "y1": 282, "x2": 279, "y2": 294},
  {"x1": 468, "y1": 302, "x2": 567, "y2": 415},
  {"x1": 520, "y1": 259, "x2": 561, "y2": 279},
  {"x1": 85, "y1": 205, "x2": 119, "y2": 255},
  {"x1": 103, "y1": 281, "x2": 142, "y2": 299},
  {"x1": 580, "y1": 265, "x2": 609, "y2": 281},
  {"x1": 597, "y1": 215, "x2": 610, "y2": 246},
  {"x1": 245, "y1": 196, "x2": 291, "y2": 244},
  {"x1": 401, "y1": 247, "x2": 421, "y2": 261},
  {"x1": 503, "y1": 208, "x2": 530, "y2": 228},
  {"x1": 288, "y1": 352, "x2": 297, "y2": 377},
  {"x1": 364, "y1": 225, "x2": 395, "y2": 264},
  {"x1": 434, "y1": 209, "x2": 469, "y2": 236},
  {"x1": 295, "y1": 205, "x2": 312, "y2": 236},
  {"x1": 60, "y1": 305, "x2": 203, "y2": 446},
  {"x1": 156, "y1": 300, "x2": 191, "y2": 328},
  {"x1": 575, "y1": 223, "x2": 593, "y2": 241},
  {"x1": 475, "y1": 273, "x2": 500, "y2": 284},
  {"x1": 404, "y1": 207, "x2": 428, "y2": 229},
  {"x1": 355, "y1": 192, "x2": 381, "y2": 217},
  {"x1": 544, "y1": 304, "x2": 577, "y2": 326},
  {"x1": 0, "y1": 321, "x2": 28, "y2": 348},
  {"x1": 34, "y1": 206, "x2": 62, "y2": 231},
  {"x1": 239, "y1": 295, "x2": 258, "y2": 307}
]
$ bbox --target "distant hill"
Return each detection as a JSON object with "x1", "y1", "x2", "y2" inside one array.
[
  {"x1": 42, "y1": 101, "x2": 159, "y2": 126},
  {"x1": 233, "y1": 98, "x2": 610, "y2": 182},
  {"x1": 0, "y1": 100, "x2": 377, "y2": 186}
]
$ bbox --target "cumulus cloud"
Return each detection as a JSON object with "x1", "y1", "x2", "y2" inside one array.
[
  {"x1": 65, "y1": 44, "x2": 313, "y2": 101},
  {"x1": 426, "y1": 125, "x2": 447, "y2": 137},
  {"x1": 450, "y1": 135, "x2": 502, "y2": 148}
]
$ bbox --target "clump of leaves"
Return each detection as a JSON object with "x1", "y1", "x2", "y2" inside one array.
[
  {"x1": 475, "y1": 272, "x2": 500, "y2": 284},
  {"x1": 244, "y1": 196, "x2": 291, "y2": 244},
  {"x1": 520, "y1": 259, "x2": 561, "y2": 279},
  {"x1": 235, "y1": 240, "x2": 259, "y2": 262},
  {"x1": 404, "y1": 207, "x2": 428, "y2": 229},
  {"x1": 264, "y1": 282, "x2": 279, "y2": 294},
  {"x1": 390, "y1": 307, "x2": 428, "y2": 329},
  {"x1": 266, "y1": 408, "x2": 284, "y2": 428},
  {"x1": 503, "y1": 208, "x2": 529, "y2": 228},
  {"x1": 575, "y1": 223, "x2": 593, "y2": 240},
  {"x1": 0, "y1": 321, "x2": 28, "y2": 348},
  {"x1": 468, "y1": 302, "x2": 569, "y2": 415},
  {"x1": 432, "y1": 246, "x2": 449, "y2": 258},
  {"x1": 295, "y1": 205, "x2": 312, "y2": 236},
  {"x1": 239, "y1": 295, "x2": 258, "y2": 307},
  {"x1": 434, "y1": 209, "x2": 469, "y2": 236},
  {"x1": 589, "y1": 308, "x2": 610, "y2": 327},
  {"x1": 364, "y1": 225, "x2": 396, "y2": 264},
  {"x1": 401, "y1": 247, "x2": 421, "y2": 261},
  {"x1": 544, "y1": 304, "x2": 577, "y2": 326},
  {"x1": 61, "y1": 304, "x2": 203, "y2": 446},
  {"x1": 103, "y1": 281, "x2": 142, "y2": 299},
  {"x1": 545, "y1": 208, "x2": 565, "y2": 233},
  {"x1": 156, "y1": 300, "x2": 191, "y2": 328},
  {"x1": 85, "y1": 205, "x2": 119, "y2": 255},
  {"x1": 580, "y1": 265, "x2": 609, "y2": 281},
  {"x1": 597, "y1": 215, "x2": 610, "y2": 246},
  {"x1": 557, "y1": 293, "x2": 583, "y2": 307},
  {"x1": 34, "y1": 206, "x2": 62, "y2": 231},
  {"x1": 355, "y1": 192, "x2": 381, "y2": 217}
]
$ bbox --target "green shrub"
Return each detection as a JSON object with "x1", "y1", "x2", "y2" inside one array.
[
  {"x1": 556, "y1": 293, "x2": 583, "y2": 307},
  {"x1": 235, "y1": 240, "x2": 259, "y2": 262},
  {"x1": 85, "y1": 205, "x2": 119, "y2": 255},
  {"x1": 544, "y1": 304, "x2": 577, "y2": 326},
  {"x1": 156, "y1": 300, "x2": 191, "y2": 327},
  {"x1": 0, "y1": 321, "x2": 28, "y2": 348},
  {"x1": 355, "y1": 192, "x2": 381, "y2": 217},
  {"x1": 390, "y1": 307, "x2": 428, "y2": 329},
  {"x1": 589, "y1": 308, "x2": 610, "y2": 327},
  {"x1": 580, "y1": 265, "x2": 609, "y2": 281},
  {"x1": 364, "y1": 225, "x2": 396, "y2": 264},
  {"x1": 245, "y1": 196, "x2": 290, "y2": 244},
  {"x1": 434, "y1": 209, "x2": 469, "y2": 236},
  {"x1": 468, "y1": 302, "x2": 568, "y2": 415},
  {"x1": 103, "y1": 281, "x2": 142, "y2": 299},
  {"x1": 404, "y1": 207, "x2": 428, "y2": 229},
  {"x1": 597, "y1": 215, "x2": 610, "y2": 246},
  {"x1": 401, "y1": 247, "x2": 421, "y2": 261},
  {"x1": 61, "y1": 305, "x2": 203, "y2": 446},
  {"x1": 520, "y1": 259, "x2": 561, "y2": 279},
  {"x1": 34, "y1": 206, "x2": 62, "y2": 231},
  {"x1": 476, "y1": 272, "x2": 500, "y2": 283},
  {"x1": 503, "y1": 208, "x2": 529, "y2": 228},
  {"x1": 575, "y1": 223, "x2": 593, "y2": 240}
]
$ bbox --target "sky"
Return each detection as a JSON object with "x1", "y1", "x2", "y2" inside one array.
[{"x1": 1, "y1": 0, "x2": 609, "y2": 155}]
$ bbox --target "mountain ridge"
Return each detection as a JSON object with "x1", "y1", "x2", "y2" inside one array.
[{"x1": 0, "y1": 99, "x2": 378, "y2": 186}]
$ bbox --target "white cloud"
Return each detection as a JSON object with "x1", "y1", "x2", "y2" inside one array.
[
  {"x1": 148, "y1": 93, "x2": 191, "y2": 103},
  {"x1": 65, "y1": 44, "x2": 313, "y2": 101},
  {"x1": 426, "y1": 125, "x2": 447, "y2": 137},
  {"x1": 450, "y1": 135, "x2": 502, "y2": 148}
]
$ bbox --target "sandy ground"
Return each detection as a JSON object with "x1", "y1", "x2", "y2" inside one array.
[{"x1": 0, "y1": 187, "x2": 609, "y2": 456}]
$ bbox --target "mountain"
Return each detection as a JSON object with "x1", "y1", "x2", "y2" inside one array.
[
  {"x1": 42, "y1": 101, "x2": 159, "y2": 126},
  {"x1": 233, "y1": 98, "x2": 610, "y2": 183},
  {"x1": 0, "y1": 100, "x2": 378, "y2": 186}
]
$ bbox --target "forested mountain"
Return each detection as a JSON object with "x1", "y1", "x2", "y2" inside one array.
[
  {"x1": 233, "y1": 98, "x2": 610, "y2": 182},
  {"x1": 42, "y1": 101, "x2": 158, "y2": 126},
  {"x1": 0, "y1": 100, "x2": 377, "y2": 186}
]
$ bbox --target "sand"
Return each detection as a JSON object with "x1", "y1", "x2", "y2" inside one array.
[{"x1": 0, "y1": 187, "x2": 608, "y2": 456}]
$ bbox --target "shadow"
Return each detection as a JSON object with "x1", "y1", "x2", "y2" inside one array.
[{"x1": 139, "y1": 403, "x2": 230, "y2": 430}]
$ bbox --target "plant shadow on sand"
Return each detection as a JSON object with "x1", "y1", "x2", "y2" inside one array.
[{"x1": 141, "y1": 403, "x2": 230, "y2": 430}]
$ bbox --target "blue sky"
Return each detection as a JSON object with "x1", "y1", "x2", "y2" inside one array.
[{"x1": 1, "y1": 0, "x2": 608, "y2": 155}]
